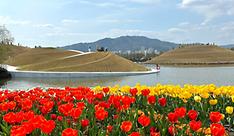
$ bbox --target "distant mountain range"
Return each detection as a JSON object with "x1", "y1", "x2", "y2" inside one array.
[
  {"x1": 222, "y1": 44, "x2": 234, "y2": 48},
  {"x1": 62, "y1": 36, "x2": 178, "y2": 52}
]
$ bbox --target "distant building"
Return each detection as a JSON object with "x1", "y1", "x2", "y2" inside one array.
[
  {"x1": 127, "y1": 50, "x2": 131, "y2": 54},
  {"x1": 154, "y1": 50, "x2": 160, "y2": 54},
  {"x1": 144, "y1": 49, "x2": 147, "y2": 56}
]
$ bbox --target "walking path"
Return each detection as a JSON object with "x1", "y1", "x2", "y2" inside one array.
[
  {"x1": 62, "y1": 52, "x2": 94, "y2": 59},
  {"x1": 48, "y1": 52, "x2": 112, "y2": 71}
]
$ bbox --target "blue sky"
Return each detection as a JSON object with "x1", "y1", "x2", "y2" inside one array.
[{"x1": 0, "y1": 0, "x2": 234, "y2": 47}]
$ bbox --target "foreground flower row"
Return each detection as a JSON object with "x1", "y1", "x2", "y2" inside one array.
[{"x1": 0, "y1": 84, "x2": 233, "y2": 136}]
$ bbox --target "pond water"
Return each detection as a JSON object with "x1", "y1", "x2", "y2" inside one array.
[{"x1": 1, "y1": 66, "x2": 234, "y2": 90}]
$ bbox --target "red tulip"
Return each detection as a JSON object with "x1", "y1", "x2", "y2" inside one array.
[
  {"x1": 50, "y1": 114, "x2": 57, "y2": 120},
  {"x1": 62, "y1": 128, "x2": 78, "y2": 136},
  {"x1": 150, "y1": 127, "x2": 157, "y2": 133},
  {"x1": 167, "y1": 112, "x2": 178, "y2": 123},
  {"x1": 24, "y1": 111, "x2": 35, "y2": 121},
  {"x1": 189, "y1": 120, "x2": 202, "y2": 131},
  {"x1": 141, "y1": 89, "x2": 150, "y2": 96},
  {"x1": 158, "y1": 97, "x2": 167, "y2": 107},
  {"x1": 40, "y1": 120, "x2": 55, "y2": 134},
  {"x1": 21, "y1": 98, "x2": 33, "y2": 111},
  {"x1": 129, "y1": 132, "x2": 140, "y2": 136},
  {"x1": 122, "y1": 96, "x2": 133, "y2": 106},
  {"x1": 8, "y1": 101, "x2": 16, "y2": 110},
  {"x1": 150, "y1": 132, "x2": 161, "y2": 136},
  {"x1": 3, "y1": 112, "x2": 16, "y2": 124},
  {"x1": 210, "y1": 123, "x2": 225, "y2": 136},
  {"x1": 10, "y1": 125, "x2": 27, "y2": 136},
  {"x1": 187, "y1": 110, "x2": 198, "y2": 120},
  {"x1": 168, "y1": 125, "x2": 176, "y2": 136},
  {"x1": 58, "y1": 103, "x2": 74, "y2": 116},
  {"x1": 95, "y1": 109, "x2": 108, "y2": 121},
  {"x1": 40, "y1": 101, "x2": 54, "y2": 114},
  {"x1": 107, "y1": 125, "x2": 113, "y2": 133},
  {"x1": 70, "y1": 108, "x2": 82, "y2": 119},
  {"x1": 95, "y1": 93, "x2": 104, "y2": 100},
  {"x1": 174, "y1": 107, "x2": 186, "y2": 118},
  {"x1": 148, "y1": 96, "x2": 156, "y2": 104},
  {"x1": 209, "y1": 112, "x2": 222, "y2": 123},
  {"x1": 103, "y1": 87, "x2": 109, "y2": 93},
  {"x1": 120, "y1": 121, "x2": 132, "y2": 132},
  {"x1": 130, "y1": 88, "x2": 138, "y2": 96},
  {"x1": 57, "y1": 116, "x2": 63, "y2": 121},
  {"x1": 0, "y1": 102, "x2": 9, "y2": 112},
  {"x1": 138, "y1": 115, "x2": 151, "y2": 127},
  {"x1": 15, "y1": 111, "x2": 24, "y2": 123},
  {"x1": 21, "y1": 121, "x2": 34, "y2": 134},
  {"x1": 81, "y1": 119, "x2": 89, "y2": 127},
  {"x1": 113, "y1": 114, "x2": 119, "y2": 119}
]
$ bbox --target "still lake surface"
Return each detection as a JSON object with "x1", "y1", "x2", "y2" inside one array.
[{"x1": 1, "y1": 66, "x2": 234, "y2": 90}]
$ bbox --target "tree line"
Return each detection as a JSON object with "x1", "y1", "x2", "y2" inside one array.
[{"x1": 0, "y1": 25, "x2": 14, "y2": 45}]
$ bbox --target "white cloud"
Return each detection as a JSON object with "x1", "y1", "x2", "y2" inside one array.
[
  {"x1": 97, "y1": 19, "x2": 120, "y2": 23},
  {"x1": 46, "y1": 28, "x2": 158, "y2": 38},
  {"x1": 42, "y1": 28, "x2": 159, "y2": 45},
  {"x1": 178, "y1": 22, "x2": 190, "y2": 26},
  {"x1": 78, "y1": 0, "x2": 160, "y2": 5},
  {"x1": 162, "y1": 21, "x2": 234, "y2": 45},
  {"x1": 106, "y1": 28, "x2": 158, "y2": 38},
  {"x1": 217, "y1": 21, "x2": 234, "y2": 42},
  {"x1": 33, "y1": 24, "x2": 55, "y2": 28},
  {"x1": 61, "y1": 19, "x2": 80, "y2": 24},
  {"x1": 180, "y1": 0, "x2": 234, "y2": 23},
  {"x1": 97, "y1": 18, "x2": 142, "y2": 23},
  {"x1": 221, "y1": 22, "x2": 234, "y2": 31},
  {"x1": 46, "y1": 32, "x2": 83, "y2": 37},
  {"x1": 127, "y1": 0, "x2": 160, "y2": 4},
  {"x1": 96, "y1": 13, "x2": 142, "y2": 24},
  {"x1": 0, "y1": 16, "x2": 30, "y2": 25},
  {"x1": 96, "y1": 2, "x2": 125, "y2": 8},
  {"x1": 78, "y1": 0, "x2": 126, "y2": 8},
  {"x1": 168, "y1": 28, "x2": 187, "y2": 33}
]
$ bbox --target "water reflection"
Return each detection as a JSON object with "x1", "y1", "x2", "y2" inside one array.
[
  {"x1": 0, "y1": 78, "x2": 11, "y2": 87},
  {"x1": 1, "y1": 66, "x2": 234, "y2": 90},
  {"x1": 1, "y1": 76, "x2": 127, "y2": 90}
]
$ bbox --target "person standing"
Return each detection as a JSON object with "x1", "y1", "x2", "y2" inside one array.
[{"x1": 156, "y1": 64, "x2": 160, "y2": 70}]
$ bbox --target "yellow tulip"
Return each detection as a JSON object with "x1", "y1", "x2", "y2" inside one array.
[
  {"x1": 182, "y1": 99, "x2": 188, "y2": 103},
  {"x1": 194, "y1": 96, "x2": 201, "y2": 102},
  {"x1": 209, "y1": 99, "x2": 218, "y2": 105},
  {"x1": 183, "y1": 91, "x2": 192, "y2": 99},
  {"x1": 221, "y1": 114, "x2": 225, "y2": 120},
  {"x1": 200, "y1": 92, "x2": 209, "y2": 99},
  {"x1": 94, "y1": 86, "x2": 102, "y2": 92},
  {"x1": 231, "y1": 96, "x2": 234, "y2": 103},
  {"x1": 204, "y1": 128, "x2": 211, "y2": 135},
  {"x1": 226, "y1": 106, "x2": 234, "y2": 114},
  {"x1": 137, "y1": 110, "x2": 145, "y2": 116},
  {"x1": 213, "y1": 89, "x2": 221, "y2": 96}
]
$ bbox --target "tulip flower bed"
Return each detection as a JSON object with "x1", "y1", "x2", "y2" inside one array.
[{"x1": 0, "y1": 84, "x2": 234, "y2": 136}]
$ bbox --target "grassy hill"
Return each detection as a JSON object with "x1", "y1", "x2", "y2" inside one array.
[
  {"x1": 0, "y1": 44, "x2": 29, "y2": 63},
  {"x1": 1, "y1": 44, "x2": 147, "y2": 72},
  {"x1": 147, "y1": 45, "x2": 234, "y2": 65},
  {"x1": 6, "y1": 47, "x2": 78, "y2": 66},
  {"x1": 63, "y1": 36, "x2": 178, "y2": 52},
  {"x1": 18, "y1": 52, "x2": 147, "y2": 72}
]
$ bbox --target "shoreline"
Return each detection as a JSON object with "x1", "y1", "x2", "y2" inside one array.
[
  {"x1": 4, "y1": 65, "x2": 159, "y2": 78},
  {"x1": 9, "y1": 69, "x2": 159, "y2": 78},
  {"x1": 146, "y1": 62, "x2": 234, "y2": 67}
]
